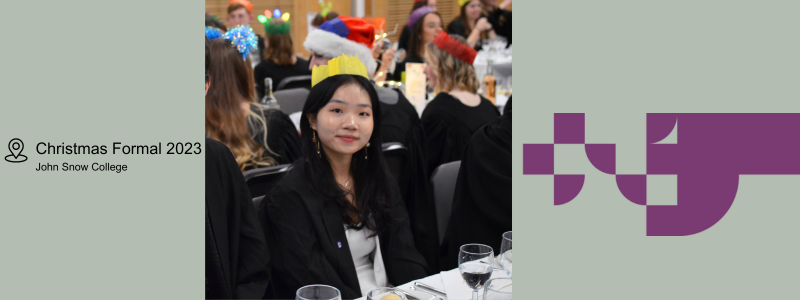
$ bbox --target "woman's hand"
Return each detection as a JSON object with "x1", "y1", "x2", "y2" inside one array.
[
  {"x1": 372, "y1": 39, "x2": 384, "y2": 59},
  {"x1": 475, "y1": 17, "x2": 493, "y2": 32},
  {"x1": 381, "y1": 48, "x2": 396, "y2": 68}
]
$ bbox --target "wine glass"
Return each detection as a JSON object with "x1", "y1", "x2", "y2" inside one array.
[
  {"x1": 296, "y1": 284, "x2": 341, "y2": 300},
  {"x1": 459, "y1": 244, "x2": 494, "y2": 300},
  {"x1": 500, "y1": 231, "x2": 512, "y2": 278},
  {"x1": 483, "y1": 278, "x2": 512, "y2": 300},
  {"x1": 367, "y1": 287, "x2": 406, "y2": 300}
]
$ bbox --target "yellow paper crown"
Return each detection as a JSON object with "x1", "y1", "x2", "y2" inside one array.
[
  {"x1": 458, "y1": 0, "x2": 471, "y2": 7},
  {"x1": 311, "y1": 55, "x2": 369, "y2": 87}
]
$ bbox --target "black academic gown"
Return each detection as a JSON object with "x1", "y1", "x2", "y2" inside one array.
[
  {"x1": 484, "y1": 9, "x2": 512, "y2": 46},
  {"x1": 439, "y1": 110, "x2": 512, "y2": 271},
  {"x1": 375, "y1": 86, "x2": 439, "y2": 270},
  {"x1": 421, "y1": 93, "x2": 500, "y2": 176},
  {"x1": 205, "y1": 138, "x2": 271, "y2": 299},
  {"x1": 248, "y1": 106, "x2": 302, "y2": 167},
  {"x1": 260, "y1": 164, "x2": 429, "y2": 299}
]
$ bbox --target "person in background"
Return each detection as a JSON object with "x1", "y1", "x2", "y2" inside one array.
[
  {"x1": 260, "y1": 55, "x2": 429, "y2": 299},
  {"x1": 422, "y1": 31, "x2": 499, "y2": 174},
  {"x1": 304, "y1": 16, "x2": 439, "y2": 270},
  {"x1": 311, "y1": 11, "x2": 339, "y2": 30},
  {"x1": 398, "y1": 0, "x2": 437, "y2": 52},
  {"x1": 481, "y1": 0, "x2": 512, "y2": 46},
  {"x1": 447, "y1": 0, "x2": 495, "y2": 50},
  {"x1": 227, "y1": 0, "x2": 266, "y2": 67},
  {"x1": 365, "y1": 17, "x2": 396, "y2": 83},
  {"x1": 205, "y1": 36, "x2": 271, "y2": 299},
  {"x1": 390, "y1": 6, "x2": 442, "y2": 81},
  {"x1": 206, "y1": 13, "x2": 227, "y2": 32},
  {"x1": 207, "y1": 26, "x2": 301, "y2": 170},
  {"x1": 439, "y1": 97, "x2": 511, "y2": 271},
  {"x1": 254, "y1": 18, "x2": 311, "y2": 98}
]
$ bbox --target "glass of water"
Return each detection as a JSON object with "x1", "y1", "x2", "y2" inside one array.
[
  {"x1": 459, "y1": 244, "x2": 494, "y2": 300},
  {"x1": 296, "y1": 284, "x2": 341, "y2": 300},
  {"x1": 500, "y1": 231, "x2": 512, "y2": 278}
]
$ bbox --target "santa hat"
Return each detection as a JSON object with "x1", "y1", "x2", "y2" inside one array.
[{"x1": 304, "y1": 16, "x2": 377, "y2": 74}]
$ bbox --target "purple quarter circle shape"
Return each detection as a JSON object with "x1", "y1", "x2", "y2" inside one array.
[
  {"x1": 554, "y1": 175, "x2": 585, "y2": 205},
  {"x1": 616, "y1": 175, "x2": 646, "y2": 205},
  {"x1": 585, "y1": 144, "x2": 616, "y2": 174}
]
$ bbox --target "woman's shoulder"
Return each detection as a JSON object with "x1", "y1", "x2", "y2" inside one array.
[
  {"x1": 267, "y1": 164, "x2": 310, "y2": 203},
  {"x1": 421, "y1": 93, "x2": 457, "y2": 119},
  {"x1": 478, "y1": 96, "x2": 501, "y2": 116}
]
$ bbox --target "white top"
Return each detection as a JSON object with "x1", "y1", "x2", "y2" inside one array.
[{"x1": 345, "y1": 225, "x2": 388, "y2": 297}]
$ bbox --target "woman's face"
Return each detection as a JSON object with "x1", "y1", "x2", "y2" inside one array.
[
  {"x1": 309, "y1": 83, "x2": 374, "y2": 158},
  {"x1": 465, "y1": 0, "x2": 483, "y2": 21},
  {"x1": 421, "y1": 14, "x2": 443, "y2": 44}
]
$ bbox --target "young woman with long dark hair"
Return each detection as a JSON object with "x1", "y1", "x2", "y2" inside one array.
[
  {"x1": 206, "y1": 26, "x2": 301, "y2": 170},
  {"x1": 390, "y1": 6, "x2": 443, "y2": 81},
  {"x1": 447, "y1": 0, "x2": 496, "y2": 49},
  {"x1": 260, "y1": 56, "x2": 429, "y2": 299}
]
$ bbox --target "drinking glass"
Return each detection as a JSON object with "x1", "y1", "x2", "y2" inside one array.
[
  {"x1": 483, "y1": 278, "x2": 512, "y2": 300},
  {"x1": 500, "y1": 231, "x2": 512, "y2": 278},
  {"x1": 459, "y1": 244, "x2": 494, "y2": 300},
  {"x1": 367, "y1": 287, "x2": 406, "y2": 300},
  {"x1": 296, "y1": 284, "x2": 341, "y2": 300}
]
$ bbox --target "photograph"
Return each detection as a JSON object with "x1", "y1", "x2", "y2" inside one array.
[{"x1": 203, "y1": 0, "x2": 512, "y2": 299}]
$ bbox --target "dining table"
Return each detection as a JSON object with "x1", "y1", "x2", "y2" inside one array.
[{"x1": 354, "y1": 266, "x2": 510, "y2": 300}]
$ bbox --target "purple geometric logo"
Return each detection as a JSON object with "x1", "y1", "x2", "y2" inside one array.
[{"x1": 523, "y1": 113, "x2": 800, "y2": 236}]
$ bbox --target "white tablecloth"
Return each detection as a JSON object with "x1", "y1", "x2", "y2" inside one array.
[{"x1": 354, "y1": 267, "x2": 510, "y2": 300}]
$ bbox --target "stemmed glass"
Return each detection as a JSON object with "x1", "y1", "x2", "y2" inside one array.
[
  {"x1": 367, "y1": 287, "x2": 406, "y2": 300},
  {"x1": 500, "y1": 231, "x2": 512, "y2": 278},
  {"x1": 296, "y1": 284, "x2": 341, "y2": 300},
  {"x1": 459, "y1": 244, "x2": 494, "y2": 300}
]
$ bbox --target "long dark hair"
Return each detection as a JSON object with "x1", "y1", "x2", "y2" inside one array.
[
  {"x1": 264, "y1": 19, "x2": 295, "y2": 66},
  {"x1": 407, "y1": 11, "x2": 442, "y2": 59},
  {"x1": 459, "y1": 0, "x2": 487, "y2": 41},
  {"x1": 299, "y1": 75, "x2": 392, "y2": 234},
  {"x1": 206, "y1": 38, "x2": 277, "y2": 170}
]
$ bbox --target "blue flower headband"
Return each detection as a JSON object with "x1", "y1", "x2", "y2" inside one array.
[
  {"x1": 205, "y1": 26, "x2": 223, "y2": 40},
  {"x1": 222, "y1": 25, "x2": 258, "y2": 59}
]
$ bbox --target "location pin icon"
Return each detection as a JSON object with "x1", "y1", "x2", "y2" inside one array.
[{"x1": 9, "y1": 138, "x2": 23, "y2": 158}]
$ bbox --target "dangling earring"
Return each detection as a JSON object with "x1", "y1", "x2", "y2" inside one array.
[
  {"x1": 364, "y1": 142, "x2": 370, "y2": 159},
  {"x1": 314, "y1": 131, "x2": 321, "y2": 158}
]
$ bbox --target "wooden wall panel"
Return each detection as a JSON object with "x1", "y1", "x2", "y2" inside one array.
[{"x1": 205, "y1": 1, "x2": 470, "y2": 55}]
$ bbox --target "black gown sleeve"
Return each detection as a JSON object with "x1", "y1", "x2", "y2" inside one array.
[
  {"x1": 440, "y1": 112, "x2": 512, "y2": 270},
  {"x1": 261, "y1": 184, "x2": 361, "y2": 299},
  {"x1": 249, "y1": 107, "x2": 302, "y2": 165},
  {"x1": 205, "y1": 138, "x2": 271, "y2": 299},
  {"x1": 421, "y1": 111, "x2": 473, "y2": 175},
  {"x1": 264, "y1": 109, "x2": 302, "y2": 165},
  {"x1": 382, "y1": 181, "x2": 431, "y2": 285}
]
